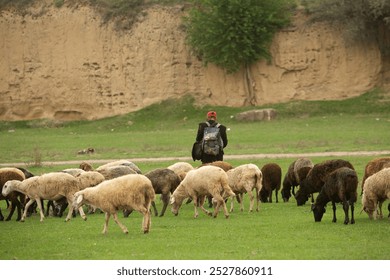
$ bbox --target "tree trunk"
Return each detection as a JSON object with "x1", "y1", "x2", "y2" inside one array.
[{"x1": 243, "y1": 63, "x2": 257, "y2": 106}]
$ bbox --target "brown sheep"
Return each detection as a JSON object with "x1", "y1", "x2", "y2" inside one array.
[
  {"x1": 360, "y1": 157, "x2": 390, "y2": 194},
  {"x1": 0, "y1": 167, "x2": 26, "y2": 221},
  {"x1": 260, "y1": 163, "x2": 282, "y2": 203},
  {"x1": 281, "y1": 161, "x2": 298, "y2": 202}
]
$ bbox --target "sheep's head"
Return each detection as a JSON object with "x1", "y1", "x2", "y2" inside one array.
[
  {"x1": 281, "y1": 187, "x2": 291, "y2": 202},
  {"x1": 295, "y1": 189, "x2": 309, "y2": 206},
  {"x1": 1, "y1": 180, "x2": 19, "y2": 197},
  {"x1": 311, "y1": 203, "x2": 325, "y2": 222},
  {"x1": 170, "y1": 196, "x2": 181, "y2": 216}
]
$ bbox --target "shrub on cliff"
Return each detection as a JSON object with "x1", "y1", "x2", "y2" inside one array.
[{"x1": 183, "y1": 0, "x2": 293, "y2": 105}]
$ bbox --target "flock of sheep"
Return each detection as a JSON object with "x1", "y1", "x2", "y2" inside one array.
[{"x1": 0, "y1": 156, "x2": 389, "y2": 234}]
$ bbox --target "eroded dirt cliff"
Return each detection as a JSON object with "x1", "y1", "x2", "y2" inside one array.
[{"x1": 0, "y1": 3, "x2": 387, "y2": 120}]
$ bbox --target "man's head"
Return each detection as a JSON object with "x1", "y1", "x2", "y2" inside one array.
[{"x1": 207, "y1": 111, "x2": 217, "y2": 120}]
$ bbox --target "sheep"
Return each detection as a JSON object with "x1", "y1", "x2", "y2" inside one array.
[
  {"x1": 72, "y1": 174, "x2": 155, "y2": 234},
  {"x1": 123, "y1": 168, "x2": 181, "y2": 218},
  {"x1": 200, "y1": 161, "x2": 234, "y2": 171},
  {"x1": 199, "y1": 161, "x2": 234, "y2": 207},
  {"x1": 311, "y1": 167, "x2": 358, "y2": 224},
  {"x1": 46, "y1": 170, "x2": 106, "y2": 217},
  {"x1": 2, "y1": 172, "x2": 87, "y2": 222},
  {"x1": 281, "y1": 158, "x2": 313, "y2": 202},
  {"x1": 145, "y1": 168, "x2": 181, "y2": 217},
  {"x1": 170, "y1": 165, "x2": 235, "y2": 219},
  {"x1": 226, "y1": 164, "x2": 262, "y2": 212},
  {"x1": 360, "y1": 157, "x2": 390, "y2": 194},
  {"x1": 281, "y1": 161, "x2": 298, "y2": 202},
  {"x1": 61, "y1": 168, "x2": 85, "y2": 177},
  {"x1": 295, "y1": 159, "x2": 354, "y2": 206},
  {"x1": 96, "y1": 160, "x2": 142, "y2": 174},
  {"x1": 167, "y1": 162, "x2": 194, "y2": 181},
  {"x1": 79, "y1": 161, "x2": 137, "y2": 180},
  {"x1": 0, "y1": 167, "x2": 26, "y2": 221},
  {"x1": 362, "y1": 167, "x2": 390, "y2": 220},
  {"x1": 294, "y1": 158, "x2": 314, "y2": 184},
  {"x1": 260, "y1": 163, "x2": 281, "y2": 203}
]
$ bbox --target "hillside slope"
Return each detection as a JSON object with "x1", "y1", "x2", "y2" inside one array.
[{"x1": 0, "y1": 3, "x2": 387, "y2": 120}]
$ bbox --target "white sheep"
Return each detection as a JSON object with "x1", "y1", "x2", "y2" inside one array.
[
  {"x1": 61, "y1": 168, "x2": 86, "y2": 177},
  {"x1": 167, "y1": 162, "x2": 194, "y2": 181},
  {"x1": 227, "y1": 164, "x2": 263, "y2": 212},
  {"x1": 73, "y1": 174, "x2": 155, "y2": 234},
  {"x1": 170, "y1": 165, "x2": 235, "y2": 218},
  {"x1": 2, "y1": 172, "x2": 86, "y2": 222},
  {"x1": 362, "y1": 167, "x2": 390, "y2": 220},
  {"x1": 79, "y1": 161, "x2": 137, "y2": 180}
]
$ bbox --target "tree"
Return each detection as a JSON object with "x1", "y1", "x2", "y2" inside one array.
[{"x1": 184, "y1": 0, "x2": 293, "y2": 105}]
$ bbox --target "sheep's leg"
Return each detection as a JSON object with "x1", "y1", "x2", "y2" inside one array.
[
  {"x1": 350, "y1": 201, "x2": 355, "y2": 224},
  {"x1": 268, "y1": 191, "x2": 273, "y2": 203},
  {"x1": 248, "y1": 191, "x2": 254, "y2": 212},
  {"x1": 341, "y1": 200, "x2": 350, "y2": 225},
  {"x1": 229, "y1": 196, "x2": 234, "y2": 212},
  {"x1": 159, "y1": 194, "x2": 169, "y2": 217},
  {"x1": 78, "y1": 206, "x2": 87, "y2": 221},
  {"x1": 275, "y1": 190, "x2": 279, "y2": 203},
  {"x1": 378, "y1": 201, "x2": 383, "y2": 219},
  {"x1": 213, "y1": 195, "x2": 229, "y2": 219},
  {"x1": 0, "y1": 209, "x2": 3, "y2": 221},
  {"x1": 151, "y1": 201, "x2": 158, "y2": 217},
  {"x1": 21, "y1": 198, "x2": 35, "y2": 222},
  {"x1": 34, "y1": 198, "x2": 45, "y2": 222},
  {"x1": 332, "y1": 201, "x2": 337, "y2": 223},
  {"x1": 193, "y1": 196, "x2": 199, "y2": 218},
  {"x1": 140, "y1": 208, "x2": 151, "y2": 234},
  {"x1": 198, "y1": 196, "x2": 211, "y2": 217},
  {"x1": 112, "y1": 212, "x2": 128, "y2": 234},
  {"x1": 103, "y1": 212, "x2": 110, "y2": 234},
  {"x1": 256, "y1": 189, "x2": 260, "y2": 212},
  {"x1": 5, "y1": 198, "x2": 19, "y2": 221}
]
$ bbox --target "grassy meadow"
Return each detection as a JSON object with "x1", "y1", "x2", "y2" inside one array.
[{"x1": 0, "y1": 89, "x2": 389, "y2": 260}]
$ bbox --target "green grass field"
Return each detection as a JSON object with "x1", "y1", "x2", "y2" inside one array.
[{"x1": 0, "y1": 89, "x2": 389, "y2": 260}]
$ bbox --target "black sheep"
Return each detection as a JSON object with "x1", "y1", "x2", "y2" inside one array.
[
  {"x1": 260, "y1": 163, "x2": 282, "y2": 203},
  {"x1": 295, "y1": 159, "x2": 354, "y2": 206},
  {"x1": 311, "y1": 167, "x2": 358, "y2": 224},
  {"x1": 281, "y1": 161, "x2": 297, "y2": 202}
]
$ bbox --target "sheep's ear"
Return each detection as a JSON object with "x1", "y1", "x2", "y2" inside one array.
[
  {"x1": 170, "y1": 197, "x2": 175, "y2": 204},
  {"x1": 310, "y1": 203, "x2": 315, "y2": 211},
  {"x1": 76, "y1": 194, "x2": 83, "y2": 204}
]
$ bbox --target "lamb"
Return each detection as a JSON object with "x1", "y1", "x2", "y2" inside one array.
[
  {"x1": 360, "y1": 157, "x2": 390, "y2": 194},
  {"x1": 311, "y1": 167, "x2": 358, "y2": 224},
  {"x1": 73, "y1": 174, "x2": 155, "y2": 234},
  {"x1": 361, "y1": 167, "x2": 390, "y2": 220},
  {"x1": 295, "y1": 159, "x2": 354, "y2": 206},
  {"x1": 167, "y1": 162, "x2": 194, "y2": 181},
  {"x1": 0, "y1": 167, "x2": 26, "y2": 221},
  {"x1": 281, "y1": 158, "x2": 313, "y2": 202},
  {"x1": 260, "y1": 163, "x2": 281, "y2": 203},
  {"x1": 170, "y1": 165, "x2": 235, "y2": 218},
  {"x1": 226, "y1": 164, "x2": 262, "y2": 212},
  {"x1": 2, "y1": 172, "x2": 87, "y2": 222}
]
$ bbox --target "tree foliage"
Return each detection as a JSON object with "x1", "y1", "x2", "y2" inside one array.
[
  {"x1": 306, "y1": 0, "x2": 390, "y2": 53},
  {"x1": 184, "y1": 0, "x2": 293, "y2": 73}
]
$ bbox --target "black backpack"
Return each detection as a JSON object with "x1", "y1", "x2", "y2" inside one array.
[{"x1": 202, "y1": 121, "x2": 223, "y2": 156}]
